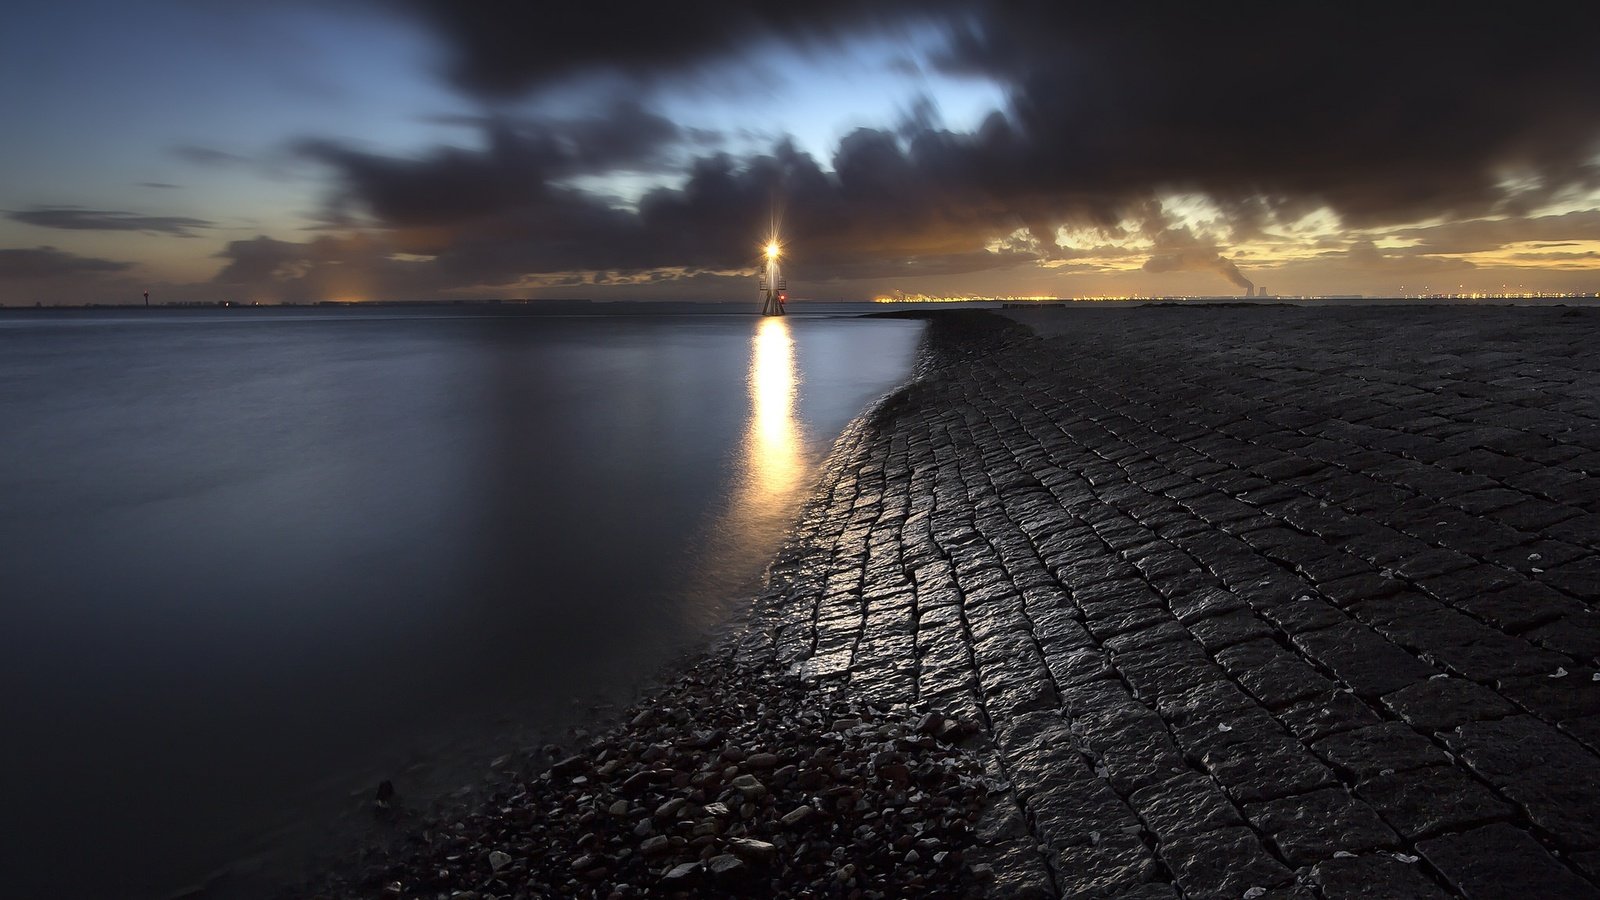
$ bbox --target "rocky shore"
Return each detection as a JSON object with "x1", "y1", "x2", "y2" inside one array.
[
  {"x1": 299, "y1": 651, "x2": 1010, "y2": 899},
  {"x1": 308, "y1": 304, "x2": 1600, "y2": 899}
]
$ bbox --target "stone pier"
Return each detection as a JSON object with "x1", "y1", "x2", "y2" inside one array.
[{"x1": 752, "y1": 305, "x2": 1600, "y2": 899}]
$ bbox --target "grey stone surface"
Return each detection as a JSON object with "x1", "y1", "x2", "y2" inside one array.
[{"x1": 750, "y1": 307, "x2": 1600, "y2": 898}]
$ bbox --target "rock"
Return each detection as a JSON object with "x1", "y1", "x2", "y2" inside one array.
[
  {"x1": 746, "y1": 752, "x2": 781, "y2": 769},
  {"x1": 660, "y1": 862, "x2": 702, "y2": 887},
  {"x1": 487, "y1": 850, "x2": 512, "y2": 872},
  {"x1": 730, "y1": 774, "x2": 767, "y2": 799},
  {"x1": 640, "y1": 835, "x2": 670, "y2": 856},
  {"x1": 572, "y1": 853, "x2": 602, "y2": 872},
  {"x1": 781, "y1": 804, "x2": 815, "y2": 827},
  {"x1": 707, "y1": 853, "x2": 747, "y2": 880},
  {"x1": 550, "y1": 755, "x2": 587, "y2": 778},
  {"x1": 727, "y1": 837, "x2": 777, "y2": 865}
]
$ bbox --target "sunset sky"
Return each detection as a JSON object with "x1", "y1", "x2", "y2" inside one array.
[{"x1": 3, "y1": 2, "x2": 1599, "y2": 304}]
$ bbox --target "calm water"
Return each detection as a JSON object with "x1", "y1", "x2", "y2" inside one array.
[{"x1": 0, "y1": 307, "x2": 923, "y2": 897}]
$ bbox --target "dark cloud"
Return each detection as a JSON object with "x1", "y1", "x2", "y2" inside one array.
[
  {"x1": 0, "y1": 247, "x2": 132, "y2": 279},
  {"x1": 297, "y1": 101, "x2": 683, "y2": 227},
  {"x1": 210, "y1": 234, "x2": 448, "y2": 303},
  {"x1": 8, "y1": 206, "x2": 213, "y2": 236},
  {"x1": 274, "y1": 4, "x2": 1600, "y2": 297},
  {"x1": 929, "y1": 4, "x2": 1600, "y2": 228},
  {"x1": 301, "y1": 117, "x2": 1042, "y2": 288},
  {"x1": 139, "y1": 182, "x2": 183, "y2": 190},
  {"x1": 384, "y1": 3, "x2": 1600, "y2": 228},
  {"x1": 386, "y1": 0, "x2": 933, "y2": 98}
]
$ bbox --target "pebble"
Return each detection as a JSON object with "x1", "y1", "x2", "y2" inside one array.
[{"x1": 781, "y1": 804, "x2": 815, "y2": 826}]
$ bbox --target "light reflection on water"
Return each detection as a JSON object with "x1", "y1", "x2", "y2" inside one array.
[
  {"x1": 685, "y1": 317, "x2": 809, "y2": 628},
  {"x1": 743, "y1": 317, "x2": 807, "y2": 518}
]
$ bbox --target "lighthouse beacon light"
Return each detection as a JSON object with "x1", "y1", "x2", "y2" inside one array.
[{"x1": 759, "y1": 236, "x2": 787, "y2": 316}]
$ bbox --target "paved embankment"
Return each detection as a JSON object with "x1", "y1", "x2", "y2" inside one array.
[{"x1": 754, "y1": 305, "x2": 1600, "y2": 899}]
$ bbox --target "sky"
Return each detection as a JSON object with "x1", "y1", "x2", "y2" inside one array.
[{"x1": 2, "y1": 1, "x2": 1599, "y2": 304}]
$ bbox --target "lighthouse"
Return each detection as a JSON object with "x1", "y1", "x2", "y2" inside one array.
[{"x1": 758, "y1": 239, "x2": 786, "y2": 316}]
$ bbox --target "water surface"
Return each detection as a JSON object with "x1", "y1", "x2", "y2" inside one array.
[{"x1": 0, "y1": 308, "x2": 923, "y2": 897}]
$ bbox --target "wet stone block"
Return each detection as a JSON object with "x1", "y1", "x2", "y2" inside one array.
[
  {"x1": 1524, "y1": 613, "x2": 1600, "y2": 660},
  {"x1": 1501, "y1": 774, "x2": 1600, "y2": 851},
  {"x1": 1171, "y1": 586, "x2": 1251, "y2": 623},
  {"x1": 1052, "y1": 831, "x2": 1159, "y2": 897},
  {"x1": 1042, "y1": 646, "x2": 1115, "y2": 688},
  {"x1": 1308, "y1": 853, "x2": 1452, "y2": 900},
  {"x1": 1087, "y1": 606, "x2": 1174, "y2": 640},
  {"x1": 1355, "y1": 765, "x2": 1514, "y2": 840},
  {"x1": 1091, "y1": 731, "x2": 1189, "y2": 797},
  {"x1": 1444, "y1": 714, "x2": 1600, "y2": 785},
  {"x1": 1277, "y1": 690, "x2": 1385, "y2": 742},
  {"x1": 1160, "y1": 826, "x2": 1296, "y2": 900},
  {"x1": 1497, "y1": 672, "x2": 1600, "y2": 722},
  {"x1": 1115, "y1": 642, "x2": 1225, "y2": 704},
  {"x1": 1563, "y1": 714, "x2": 1600, "y2": 755},
  {"x1": 1455, "y1": 583, "x2": 1583, "y2": 632},
  {"x1": 1027, "y1": 773, "x2": 1141, "y2": 847},
  {"x1": 1104, "y1": 618, "x2": 1191, "y2": 654},
  {"x1": 1128, "y1": 772, "x2": 1244, "y2": 840},
  {"x1": 1389, "y1": 547, "x2": 1475, "y2": 581},
  {"x1": 1243, "y1": 786, "x2": 1400, "y2": 866},
  {"x1": 1256, "y1": 595, "x2": 1350, "y2": 635},
  {"x1": 1290, "y1": 621, "x2": 1440, "y2": 698},
  {"x1": 1414, "y1": 564, "x2": 1524, "y2": 605},
  {"x1": 1154, "y1": 678, "x2": 1260, "y2": 734},
  {"x1": 1187, "y1": 609, "x2": 1276, "y2": 652},
  {"x1": 1541, "y1": 556, "x2": 1600, "y2": 599},
  {"x1": 1316, "y1": 571, "x2": 1406, "y2": 608},
  {"x1": 1196, "y1": 729, "x2": 1337, "y2": 803},
  {"x1": 1312, "y1": 723, "x2": 1451, "y2": 779},
  {"x1": 1419, "y1": 823, "x2": 1600, "y2": 900},
  {"x1": 1216, "y1": 638, "x2": 1336, "y2": 710},
  {"x1": 1380, "y1": 676, "x2": 1516, "y2": 733},
  {"x1": 1573, "y1": 850, "x2": 1600, "y2": 886},
  {"x1": 983, "y1": 675, "x2": 1061, "y2": 718},
  {"x1": 1344, "y1": 592, "x2": 1445, "y2": 629},
  {"x1": 1382, "y1": 611, "x2": 1573, "y2": 680}
]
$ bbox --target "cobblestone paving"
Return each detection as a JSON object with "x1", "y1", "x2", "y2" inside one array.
[{"x1": 750, "y1": 306, "x2": 1600, "y2": 899}]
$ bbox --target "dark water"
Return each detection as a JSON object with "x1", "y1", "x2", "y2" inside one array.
[{"x1": 0, "y1": 308, "x2": 923, "y2": 898}]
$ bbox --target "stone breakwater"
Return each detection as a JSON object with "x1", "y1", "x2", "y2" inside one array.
[
  {"x1": 755, "y1": 306, "x2": 1600, "y2": 899},
  {"x1": 308, "y1": 305, "x2": 1600, "y2": 899}
]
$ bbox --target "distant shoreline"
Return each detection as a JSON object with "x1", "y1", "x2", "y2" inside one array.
[{"x1": 5, "y1": 293, "x2": 1598, "y2": 313}]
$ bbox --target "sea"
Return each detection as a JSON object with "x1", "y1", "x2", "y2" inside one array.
[{"x1": 0, "y1": 303, "x2": 929, "y2": 897}]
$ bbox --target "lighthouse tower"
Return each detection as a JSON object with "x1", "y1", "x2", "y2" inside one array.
[{"x1": 758, "y1": 240, "x2": 786, "y2": 316}]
